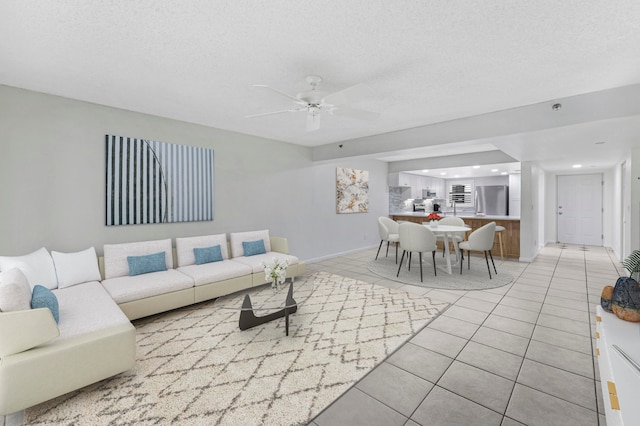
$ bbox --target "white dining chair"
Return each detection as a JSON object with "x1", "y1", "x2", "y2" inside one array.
[
  {"x1": 436, "y1": 216, "x2": 466, "y2": 257},
  {"x1": 396, "y1": 222, "x2": 437, "y2": 282},
  {"x1": 376, "y1": 217, "x2": 400, "y2": 263},
  {"x1": 458, "y1": 221, "x2": 497, "y2": 279}
]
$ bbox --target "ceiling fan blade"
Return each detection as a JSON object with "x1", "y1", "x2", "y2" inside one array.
[
  {"x1": 252, "y1": 84, "x2": 307, "y2": 105},
  {"x1": 331, "y1": 106, "x2": 380, "y2": 121},
  {"x1": 322, "y1": 83, "x2": 374, "y2": 106},
  {"x1": 306, "y1": 113, "x2": 320, "y2": 132},
  {"x1": 245, "y1": 108, "x2": 305, "y2": 118}
]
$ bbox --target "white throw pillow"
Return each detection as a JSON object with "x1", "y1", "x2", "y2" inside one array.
[
  {"x1": 51, "y1": 247, "x2": 102, "y2": 288},
  {"x1": 0, "y1": 268, "x2": 33, "y2": 312},
  {"x1": 0, "y1": 247, "x2": 58, "y2": 290}
]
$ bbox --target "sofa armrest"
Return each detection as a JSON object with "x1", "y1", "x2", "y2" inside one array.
[
  {"x1": 0, "y1": 308, "x2": 60, "y2": 357},
  {"x1": 269, "y1": 237, "x2": 289, "y2": 254}
]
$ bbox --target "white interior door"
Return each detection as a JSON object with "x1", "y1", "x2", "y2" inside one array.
[{"x1": 557, "y1": 174, "x2": 603, "y2": 245}]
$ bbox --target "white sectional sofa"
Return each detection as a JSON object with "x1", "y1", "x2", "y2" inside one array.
[
  {"x1": 0, "y1": 250, "x2": 136, "y2": 416},
  {"x1": 0, "y1": 230, "x2": 305, "y2": 415}
]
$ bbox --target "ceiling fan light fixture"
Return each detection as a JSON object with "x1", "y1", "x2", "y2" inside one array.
[{"x1": 248, "y1": 75, "x2": 379, "y2": 131}]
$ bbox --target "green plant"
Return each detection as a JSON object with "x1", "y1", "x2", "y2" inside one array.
[{"x1": 623, "y1": 250, "x2": 640, "y2": 281}]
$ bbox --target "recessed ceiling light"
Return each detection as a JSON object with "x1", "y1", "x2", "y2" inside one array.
[
  {"x1": 472, "y1": 165, "x2": 480, "y2": 169},
  {"x1": 440, "y1": 172, "x2": 447, "y2": 176},
  {"x1": 572, "y1": 164, "x2": 582, "y2": 168},
  {"x1": 501, "y1": 172, "x2": 508, "y2": 175},
  {"x1": 454, "y1": 175, "x2": 460, "y2": 178},
  {"x1": 422, "y1": 169, "x2": 429, "y2": 173},
  {"x1": 491, "y1": 169, "x2": 498, "y2": 172}
]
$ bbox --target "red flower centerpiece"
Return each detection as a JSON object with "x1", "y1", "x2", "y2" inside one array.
[{"x1": 426, "y1": 212, "x2": 441, "y2": 221}]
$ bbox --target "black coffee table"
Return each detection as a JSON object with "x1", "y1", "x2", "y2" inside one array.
[{"x1": 216, "y1": 278, "x2": 316, "y2": 336}]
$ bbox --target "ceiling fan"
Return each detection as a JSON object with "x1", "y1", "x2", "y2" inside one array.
[{"x1": 246, "y1": 75, "x2": 380, "y2": 132}]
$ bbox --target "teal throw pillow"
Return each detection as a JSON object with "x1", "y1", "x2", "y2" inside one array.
[
  {"x1": 31, "y1": 284, "x2": 60, "y2": 324},
  {"x1": 194, "y1": 245, "x2": 223, "y2": 265},
  {"x1": 127, "y1": 252, "x2": 167, "y2": 276},
  {"x1": 243, "y1": 240, "x2": 266, "y2": 256}
]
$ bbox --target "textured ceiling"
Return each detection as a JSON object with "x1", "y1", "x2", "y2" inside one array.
[{"x1": 2, "y1": 1, "x2": 640, "y2": 172}]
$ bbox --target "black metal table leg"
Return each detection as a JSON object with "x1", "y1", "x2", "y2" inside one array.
[{"x1": 238, "y1": 282, "x2": 297, "y2": 335}]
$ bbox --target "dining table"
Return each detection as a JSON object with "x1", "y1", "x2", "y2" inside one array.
[{"x1": 422, "y1": 223, "x2": 470, "y2": 274}]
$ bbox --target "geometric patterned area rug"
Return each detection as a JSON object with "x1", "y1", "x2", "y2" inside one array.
[
  {"x1": 368, "y1": 254, "x2": 520, "y2": 290},
  {"x1": 25, "y1": 272, "x2": 449, "y2": 426}
]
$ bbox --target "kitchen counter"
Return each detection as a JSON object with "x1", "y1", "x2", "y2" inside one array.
[
  {"x1": 389, "y1": 213, "x2": 521, "y2": 259},
  {"x1": 390, "y1": 212, "x2": 520, "y2": 221}
]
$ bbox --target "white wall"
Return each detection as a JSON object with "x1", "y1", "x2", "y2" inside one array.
[
  {"x1": 0, "y1": 86, "x2": 388, "y2": 261},
  {"x1": 519, "y1": 162, "x2": 543, "y2": 262}
]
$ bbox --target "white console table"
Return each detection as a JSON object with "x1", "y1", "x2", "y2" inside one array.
[{"x1": 596, "y1": 305, "x2": 640, "y2": 425}]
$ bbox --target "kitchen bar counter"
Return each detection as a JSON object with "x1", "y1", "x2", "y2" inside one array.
[
  {"x1": 390, "y1": 213, "x2": 520, "y2": 259},
  {"x1": 389, "y1": 212, "x2": 520, "y2": 221}
]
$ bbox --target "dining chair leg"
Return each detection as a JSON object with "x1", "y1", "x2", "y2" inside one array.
[
  {"x1": 468, "y1": 251, "x2": 471, "y2": 270},
  {"x1": 408, "y1": 252, "x2": 412, "y2": 271},
  {"x1": 375, "y1": 240, "x2": 383, "y2": 260},
  {"x1": 418, "y1": 252, "x2": 423, "y2": 282},
  {"x1": 489, "y1": 250, "x2": 497, "y2": 274},
  {"x1": 395, "y1": 243, "x2": 399, "y2": 264},
  {"x1": 460, "y1": 250, "x2": 464, "y2": 275},
  {"x1": 397, "y1": 250, "x2": 406, "y2": 277},
  {"x1": 386, "y1": 241, "x2": 390, "y2": 257},
  {"x1": 432, "y1": 250, "x2": 437, "y2": 276},
  {"x1": 484, "y1": 251, "x2": 492, "y2": 279}
]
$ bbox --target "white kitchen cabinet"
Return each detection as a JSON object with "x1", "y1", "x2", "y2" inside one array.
[
  {"x1": 595, "y1": 305, "x2": 640, "y2": 425},
  {"x1": 388, "y1": 172, "x2": 412, "y2": 187},
  {"x1": 399, "y1": 172, "x2": 412, "y2": 187},
  {"x1": 432, "y1": 178, "x2": 445, "y2": 199}
]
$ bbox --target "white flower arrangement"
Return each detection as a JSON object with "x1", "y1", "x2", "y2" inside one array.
[{"x1": 261, "y1": 257, "x2": 289, "y2": 288}]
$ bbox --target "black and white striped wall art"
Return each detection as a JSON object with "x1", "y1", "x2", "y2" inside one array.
[{"x1": 106, "y1": 135, "x2": 214, "y2": 226}]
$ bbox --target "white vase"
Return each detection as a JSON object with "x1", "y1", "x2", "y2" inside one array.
[{"x1": 431, "y1": 220, "x2": 438, "y2": 228}]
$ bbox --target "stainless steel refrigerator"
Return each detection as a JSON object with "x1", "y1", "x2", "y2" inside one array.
[{"x1": 475, "y1": 185, "x2": 509, "y2": 215}]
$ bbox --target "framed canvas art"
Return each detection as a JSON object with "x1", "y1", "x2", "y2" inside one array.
[
  {"x1": 336, "y1": 167, "x2": 369, "y2": 214},
  {"x1": 106, "y1": 135, "x2": 214, "y2": 225}
]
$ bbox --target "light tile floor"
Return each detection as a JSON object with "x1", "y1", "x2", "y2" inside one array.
[
  {"x1": 1, "y1": 244, "x2": 620, "y2": 426},
  {"x1": 308, "y1": 243, "x2": 622, "y2": 426}
]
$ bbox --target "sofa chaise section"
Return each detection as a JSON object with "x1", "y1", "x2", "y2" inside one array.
[{"x1": 0, "y1": 281, "x2": 135, "y2": 415}]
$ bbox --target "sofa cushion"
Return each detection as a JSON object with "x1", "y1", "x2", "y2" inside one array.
[
  {"x1": 0, "y1": 268, "x2": 33, "y2": 312},
  {"x1": 242, "y1": 240, "x2": 266, "y2": 256},
  {"x1": 232, "y1": 253, "x2": 299, "y2": 274},
  {"x1": 176, "y1": 234, "x2": 229, "y2": 266},
  {"x1": 178, "y1": 260, "x2": 253, "y2": 286},
  {"x1": 31, "y1": 285, "x2": 59, "y2": 323},
  {"x1": 101, "y1": 270, "x2": 194, "y2": 304},
  {"x1": 230, "y1": 230, "x2": 271, "y2": 258},
  {"x1": 51, "y1": 247, "x2": 102, "y2": 288},
  {"x1": 0, "y1": 247, "x2": 58, "y2": 290},
  {"x1": 127, "y1": 252, "x2": 167, "y2": 276},
  {"x1": 50, "y1": 281, "x2": 131, "y2": 342},
  {"x1": 103, "y1": 239, "x2": 173, "y2": 279},
  {"x1": 194, "y1": 245, "x2": 223, "y2": 265}
]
